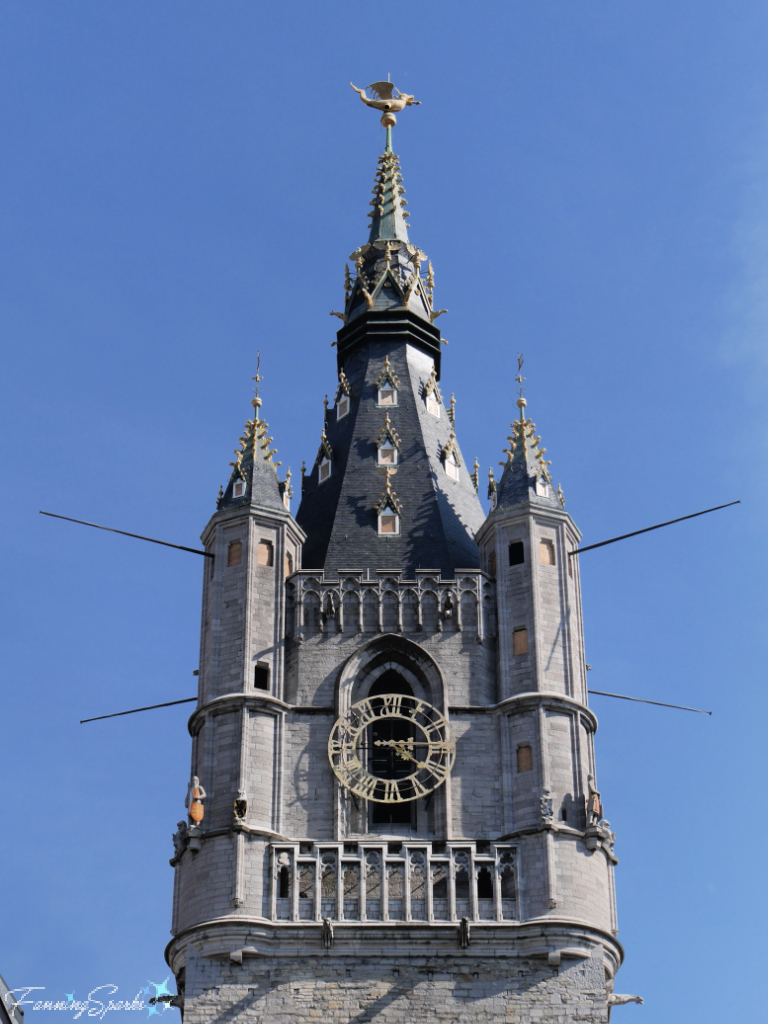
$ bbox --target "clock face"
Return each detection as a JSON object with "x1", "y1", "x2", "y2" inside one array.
[{"x1": 328, "y1": 694, "x2": 455, "y2": 803}]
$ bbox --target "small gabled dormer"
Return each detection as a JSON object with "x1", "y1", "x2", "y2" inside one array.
[
  {"x1": 442, "y1": 429, "x2": 462, "y2": 482},
  {"x1": 424, "y1": 365, "x2": 442, "y2": 417},
  {"x1": 376, "y1": 412, "x2": 401, "y2": 467},
  {"x1": 376, "y1": 355, "x2": 400, "y2": 407},
  {"x1": 317, "y1": 428, "x2": 333, "y2": 485},
  {"x1": 375, "y1": 468, "x2": 403, "y2": 536},
  {"x1": 335, "y1": 369, "x2": 351, "y2": 420}
]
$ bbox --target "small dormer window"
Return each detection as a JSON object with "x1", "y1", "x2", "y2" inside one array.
[
  {"x1": 319, "y1": 458, "x2": 332, "y2": 484},
  {"x1": 283, "y1": 490, "x2": 290, "y2": 510},
  {"x1": 536, "y1": 476, "x2": 549, "y2": 497},
  {"x1": 426, "y1": 393, "x2": 440, "y2": 417},
  {"x1": 233, "y1": 479, "x2": 245, "y2": 498},
  {"x1": 378, "y1": 385, "x2": 397, "y2": 407},
  {"x1": 445, "y1": 456, "x2": 459, "y2": 481},
  {"x1": 378, "y1": 442, "x2": 398, "y2": 467},
  {"x1": 378, "y1": 512, "x2": 399, "y2": 535},
  {"x1": 337, "y1": 394, "x2": 350, "y2": 419}
]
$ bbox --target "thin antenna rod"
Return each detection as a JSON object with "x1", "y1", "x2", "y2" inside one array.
[
  {"x1": 80, "y1": 697, "x2": 197, "y2": 724},
  {"x1": 588, "y1": 689, "x2": 711, "y2": 715},
  {"x1": 40, "y1": 511, "x2": 214, "y2": 558},
  {"x1": 570, "y1": 501, "x2": 740, "y2": 556}
]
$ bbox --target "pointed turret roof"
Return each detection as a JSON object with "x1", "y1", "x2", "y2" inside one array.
[
  {"x1": 367, "y1": 135, "x2": 410, "y2": 243},
  {"x1": 217, "y1": 390, "x2": 291, "y2": 513},
  {"x1": 493, "y1": 397, "x2": 565, "y2": 512}
]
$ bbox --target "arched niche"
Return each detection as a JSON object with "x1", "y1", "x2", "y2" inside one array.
[{"x1": 335, "y1": 634, "x2": 448, "y2": 715}]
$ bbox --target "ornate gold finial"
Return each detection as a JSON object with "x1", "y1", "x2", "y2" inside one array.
[
  {"x1": 471, "y1": 457, "x2": 479, "y2": 492},
  {"x1": 515, "y1": 352, "x2": 527, "y2": 418},
  {"x1": 217, "y1": 484, "x2": 223, "y2": 503},
  {"x1": 252, "y1": 351, "x2": 264, "y2": 412},
  {"x1": 350, "y1": 80, "x2": 421, "y2": 130},
  {"x1": 301, "y1": 461, "x2": 306, "y2": 476},
  {"x1": 557, "y1": 484, "x2": 565, "y2": 507},
  {"x1": 449, "y1": 393, "x2": 456, "y2": 424},
  {"x1": 323, "y1": 394, "x2": 329, "y2": 421}
]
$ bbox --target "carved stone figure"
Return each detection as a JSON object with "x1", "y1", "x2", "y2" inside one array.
[
  {"x1": 321, "y1": 917, "x2": 334, "y2": 949},
  {"x1": 458, "y1": 917, "x2": 471, "y2": 949},
  {"x1": 540, "y1": 790, "x2": 554, "y2": 823},
  {"x1": 170, "y1": 821, "x2": 188, "y2": 865},
  {"x1": 185, "y1": 775, "x2": 206, "y2": 825},
  {"x1": 234, "y1": 789, "x2": 247, "y2": 820},
  {"x1": 586, "y1": 773, "x2": 603, "y2": 826}
]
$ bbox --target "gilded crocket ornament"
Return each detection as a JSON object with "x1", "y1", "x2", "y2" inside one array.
[{"x1": 350, "y1": 80, "x2": 421, "y2": 127}]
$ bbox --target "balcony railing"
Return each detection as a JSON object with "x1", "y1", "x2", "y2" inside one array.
[{"x1": 270, "y1": 841, "x2": 516, "y2": 924}]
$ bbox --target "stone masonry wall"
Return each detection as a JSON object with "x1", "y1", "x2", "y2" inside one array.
[{"x1": 182, "y1": 949, "x2": 609, "y2": 1024}]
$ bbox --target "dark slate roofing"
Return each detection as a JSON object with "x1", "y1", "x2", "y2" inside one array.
[
  {"x1": 491, "y1": 398, "x2": 565, "y2": 513},
  {"x1": 296, "y1": 339, "x2": 485, "y2": 579},
  {"x1": 216, "y1": 397, "x2": 292, "y2": 514}
]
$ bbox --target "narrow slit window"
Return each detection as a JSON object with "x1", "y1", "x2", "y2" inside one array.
[
  {"x1": 539, "y1": 539, "x2": 556, "y2": 565},
  {"x1": 233, "y1": 479, "x2": 245, "y2": 498},
  {"x1": 337, "y1": 394, "x2": 350, "y2": 419},
  {"x1": 254, "y1": 664, "x2": 270, "y2": 690},
  {"x1": 285, "y1": 552, "x2": 294, "y2": 576},
  {"x1": 568, "y1": 553, "x2": 573, "y2": 578},
  {"x1": 257, "y1": 540, "x2": 274, "y2": 567},
  {"x1": 227, "y1": 541, "x2": 242, "y2": 567},
  {"x1": 517, "y1": 745, "x2": 533, "y2": 773},
  {"x1": 278, "y1": 865, "x2": 291, "y2": 899},
  {"x1": 319, "y1": 458, "x2": 332, "y2": 483},
  {"x1": 487, "y1": 550, "x2": 497, "y2": 578},
  {"x1": 513, "y1": 627, "x2": 528, "y2": 656},
  {"x1": 377, "y1": 386, "x2": 397, "y2": 407},
  {"x1": 509, "y1": 541, "x2": 524, "y2": 566},
  {"x1": 378, "y1": 513, "x2": 399, "y2": 535}
]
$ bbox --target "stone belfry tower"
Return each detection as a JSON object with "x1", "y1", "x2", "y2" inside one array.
[{"x1": 166, "y1": 83, "x2": 627, "y2": 1024}]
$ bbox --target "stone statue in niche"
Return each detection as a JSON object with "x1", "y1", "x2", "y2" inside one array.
[
  {"x1": 321, "y1": 917, "x2": 334, "y2": 949},
  {"x1": 443, "y1": 593, "x2": 454, "y2": 622},
  {"x1": 322, "y1": 591, "x2": 338, "y2": 631},
  {"x1": 586, "y1": 774, "x2": 603, "y2": 826},
  {"x1": 458, "y1": 917, "x2": 471, "y2": 949}
]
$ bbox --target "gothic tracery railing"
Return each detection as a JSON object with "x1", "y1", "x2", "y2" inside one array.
[{"x1": 270, "y1": 841, "x2": 517, "y2": 924}]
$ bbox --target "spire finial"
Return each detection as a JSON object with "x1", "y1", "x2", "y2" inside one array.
[
  {"x1": 252, "y1": 351, "x2": 264, "y2": 412},
  {"x1": 350, "y1": 79, "x2": 421, "y2": 133},
  {"x1": 515, "y1": 352, "x2": 527, "y2": 419}
]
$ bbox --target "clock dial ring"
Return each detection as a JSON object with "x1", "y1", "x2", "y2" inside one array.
[{"x1": 328, "y1": 694, "x2": 455, "y2": 803}]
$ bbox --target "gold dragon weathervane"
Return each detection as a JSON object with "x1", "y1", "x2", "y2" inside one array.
[{"x1": 350, "y1": 79, "x2": 421, "y2": 129}]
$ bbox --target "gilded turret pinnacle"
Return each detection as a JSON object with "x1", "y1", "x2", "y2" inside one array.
[{"x1": 217, "y1": 363, "x2": 290, "y2": 513}]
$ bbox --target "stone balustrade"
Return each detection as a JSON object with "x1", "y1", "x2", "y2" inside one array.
[
  {"x1": 287, "y1": 570, "x2": 496, "y2": 641},
  {"x1": 270, "y1": 840, "x2": 516, "y2": 924}
]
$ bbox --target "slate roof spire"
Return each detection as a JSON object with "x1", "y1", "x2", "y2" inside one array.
[
  {"x1": 216, "y1": 372, "x2": 291, "y2": 513},
  {"x1": 493, "y1": 392, "x2": 565, "y2": 512}
]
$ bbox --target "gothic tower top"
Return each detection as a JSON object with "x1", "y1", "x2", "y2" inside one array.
[{"x1": 295, "y1": 82, "x2": 484, "y2": 577}]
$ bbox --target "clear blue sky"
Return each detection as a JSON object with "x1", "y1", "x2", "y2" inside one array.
[{"x1": 1, "y1": 2, "x2": 766, "y2": 1020}]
